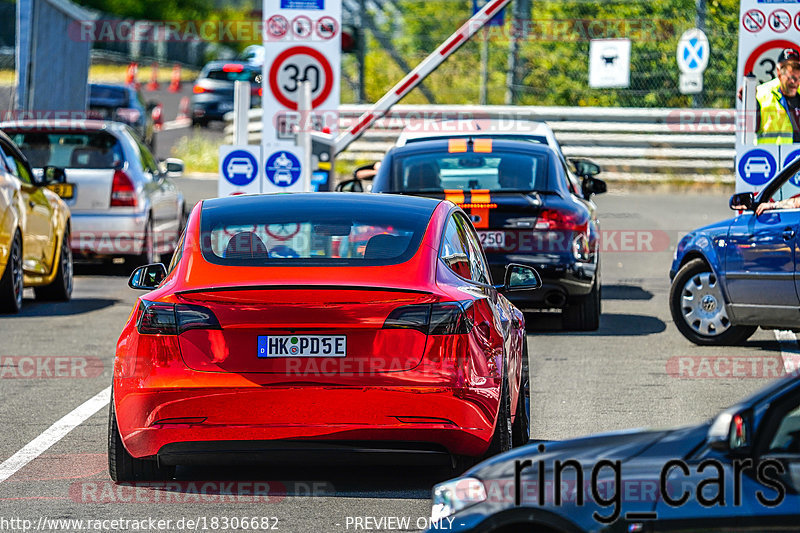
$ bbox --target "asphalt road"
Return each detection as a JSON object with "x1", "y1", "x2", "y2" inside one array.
[{"x1": 0, "y1": 185, "x2": 793, "y2": 532}]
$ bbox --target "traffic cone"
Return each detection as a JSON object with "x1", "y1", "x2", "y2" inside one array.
[
  {"x1": 168, "y1": 64, "x2": 181, "y2": 93},
  {"x1": 146, "y1": 62, "x2": 159, "y2": 91},
  {"x1": 151, "y1": 103, "x2": 163, "y2": 131},
  {"x1": 177, "y1": 96, "x2": 190, "y2": 120},
  {"x1": 125, "y1": 62, "x2": 139, "y2": 88}
]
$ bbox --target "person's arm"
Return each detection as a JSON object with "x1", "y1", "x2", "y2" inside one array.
[{"x1": 756, "y1": 196, "x2": 800, "y2": 215}]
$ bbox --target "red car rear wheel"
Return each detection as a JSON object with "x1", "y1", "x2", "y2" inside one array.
[{"x1": 108, "y1": 394, "x2": 175, "y2": 482}]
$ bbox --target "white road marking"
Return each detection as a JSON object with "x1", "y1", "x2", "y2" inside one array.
[
  {"x1": 160, "y1": 117, "x2": 192, "y2": 131},
  {"x1": 773, "y1": 330, "x2": 800, "y2": 375},
  {"x1": 0, "y1": 387, "x2": 110, "y2": 484}
]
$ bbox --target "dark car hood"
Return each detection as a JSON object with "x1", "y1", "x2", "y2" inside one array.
[{"x1": 469, "y1": 422, "x2": 711, "y2": 480}]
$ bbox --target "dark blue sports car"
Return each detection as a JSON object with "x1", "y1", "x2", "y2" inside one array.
[
  {"x1": 367, "y1": 138, "x2": 607, "y2": 331},
  {"x1": 426, "y1": 373, "x2": 800, "y2": 532},
  {"x1": 670, "y1": 156, "x2": 800, "y2": 345}
]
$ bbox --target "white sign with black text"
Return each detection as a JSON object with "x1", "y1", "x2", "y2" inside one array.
[{"x1": 588, "y1": 39, "x2": 631, "y2": 89}]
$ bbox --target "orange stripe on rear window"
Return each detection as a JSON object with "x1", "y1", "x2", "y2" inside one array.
[
  {"x1": 444, "y1": 189, "x2": 465, "y2": 204},
  {"x1": 471, "y1": 189, "x2": 491, "y2": 203},
  {"x1": 448, "y1": 139, "x2": 468, "y2": 153},
  {"x1": 473, "y1": 138, "x2": 492, "y2": 153}
]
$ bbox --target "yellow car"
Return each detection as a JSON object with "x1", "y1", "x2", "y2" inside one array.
[{"x1": 0, "y1": 129, "x2": 72, "y2": 313}]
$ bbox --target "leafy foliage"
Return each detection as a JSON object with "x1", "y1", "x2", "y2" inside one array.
[{"x1": 342, "y1": 0, "x2": 738, "y2": 108}]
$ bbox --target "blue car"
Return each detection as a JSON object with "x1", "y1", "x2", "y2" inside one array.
[
  {"x1": 670, "y1": 157, "x2": 800, "y2": 345},
  {"x1": 426, "y1": 373, "x2": 800, "y2": 532}
]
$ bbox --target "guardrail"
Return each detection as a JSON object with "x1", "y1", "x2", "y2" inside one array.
[{"x1": 225, "y1": 105, "x2": 736, "y2": 183}]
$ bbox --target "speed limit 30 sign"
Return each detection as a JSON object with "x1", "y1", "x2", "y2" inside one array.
[{"x1": 268, "y1": 46, "x2": 334, "y2": 110}]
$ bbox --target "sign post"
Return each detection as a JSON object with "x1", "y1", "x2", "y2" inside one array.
[
  {"x1": 735, "y1": 0, "x2": 800, "y2": 192},
  {"x1": 262, "y1": 0, "x2": 341, "y2": 193},
  {"x1": 232, "y1": 81, "x2": 251, "y2": 145}
]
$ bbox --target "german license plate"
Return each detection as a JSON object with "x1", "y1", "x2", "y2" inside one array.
[
  {"x1": 47, "y1": 183, "x2": 74, "y2": 199},
  {"x1": 257, "y1": 335, "x2": 346, "y2": 357},
  {"x1": 478, "y1": 231, "x2": 505, "y2": 248}
]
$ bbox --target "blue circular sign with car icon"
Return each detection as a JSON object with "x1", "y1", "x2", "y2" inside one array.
[
  {"x1": 221, "y1": 150, "x2": 258, "y2": 186},
  {"x1": 738, "y1": 149, "x2": 776, "y2": 186},
  {"x1": 783, "y1": 149, "x2": 800, "y2": 186},
  {"x1": 265, "y1": 151, "x2": 301, "y2": 187}
]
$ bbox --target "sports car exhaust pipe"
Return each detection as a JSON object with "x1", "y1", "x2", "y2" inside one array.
[{"x1": 544, "y1": 291, "x2": 567, "y2": 308}]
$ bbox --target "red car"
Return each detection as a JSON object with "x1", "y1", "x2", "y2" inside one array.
[{"x1": 109, "y1": 193, "x2": 540, "y2": 481}]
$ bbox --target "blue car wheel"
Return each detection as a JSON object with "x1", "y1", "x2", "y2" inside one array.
[{"x1": 669, "y1": 258, "x2": 756, "y2": 345}]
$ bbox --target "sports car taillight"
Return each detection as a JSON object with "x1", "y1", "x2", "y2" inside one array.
[
  {"x1": 138, "y1": 302, "x2": 221, "y2": 335},
  {"x1": 534, "y1": 208, "x2": 587, "y2": 232},
  {"x1": 383, "y1": 301, "x2": 473, "y2": 335},
  {"x1": 110, "y1": 169, "x2": 137, "y2": 207}
]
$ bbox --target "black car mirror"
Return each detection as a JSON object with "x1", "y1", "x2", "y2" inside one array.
[
  {"x1": 582, "y1": 176, "x2": 607, "y2": 197},
  {"x1": 570, "y1": 158, "x2": 602, "y2": 178},
  {"x1": 43, "y1": 166, "x2": 66, "y2": 184},
  {"x1": 498, "y1": 264, "x2": 542, "y2": 292},
  {"x1": 336, "y1": 178, "x2": 364, "y2": 192},
  {"x1": 129, "y1": 263, "x2": 167, "y2": 290},
  {"x1": 730, "y1": 192, "x2": 755, "y2": 211}
]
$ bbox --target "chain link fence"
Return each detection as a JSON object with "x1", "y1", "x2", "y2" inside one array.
[
  {"x1": 509, "y1": 1, "x2": 738, "y2": 108},
  {"x1": 346, "y1": 0, "x2": 739, "y2": 108}
]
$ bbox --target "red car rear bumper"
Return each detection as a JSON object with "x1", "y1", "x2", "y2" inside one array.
[{"x1": 115, "y1": 381, "x2": 499, "y2": 459}]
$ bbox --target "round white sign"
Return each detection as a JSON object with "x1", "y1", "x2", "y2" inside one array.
[{"x1": 677, "y1": 28, "x2": 710, "y2": 74}]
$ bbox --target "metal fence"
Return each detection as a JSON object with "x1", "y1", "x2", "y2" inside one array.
[
  {"x1": 343, "y1": 0, "x2": 738, "y2": 109},
  {"x1": 226, "y1": 105, "x2": 737, "y2": 183}
]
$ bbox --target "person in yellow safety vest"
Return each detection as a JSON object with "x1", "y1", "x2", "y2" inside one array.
[{"x1": 756, "y1": 48, "x2": 800, "y2": 144}]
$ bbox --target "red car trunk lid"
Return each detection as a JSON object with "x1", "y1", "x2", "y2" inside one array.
[{"x1": 176, "y1": 287, "x2": 436, "y2": 375}]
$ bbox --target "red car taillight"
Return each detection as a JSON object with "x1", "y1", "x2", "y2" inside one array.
[
  {"x1": 193, "y1": 85, "x2": 210, "y2": 94},
  {"x1": 137, "y1": 302, "x2": 222, "y2": 335},
  {"x1": 534, "y1": 208, "x2": 587, "y2": 232},
  {"x1": 110, "y1": 169, "x2": 137, "y2": 207},
  {"x1": 383, "y1": 301, "x2": 474, "y2": 335}
]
